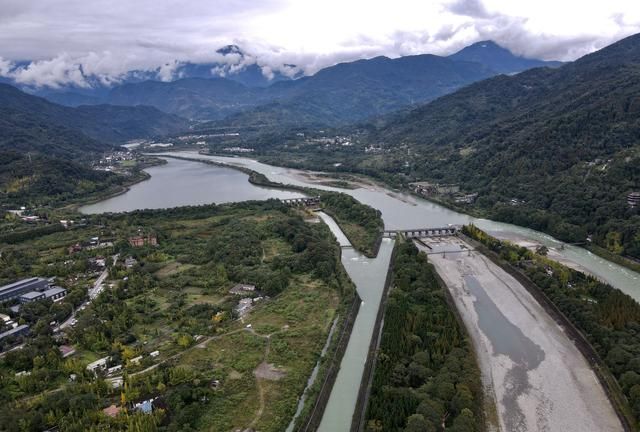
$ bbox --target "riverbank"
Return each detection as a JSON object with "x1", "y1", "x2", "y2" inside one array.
[
  {"x1": 462, "y1": 225, "x2": 638, "y2": 430},
  {"x1": 157, "y1": 154, "x2": 384, "y2": 257},
  {"x1": 423, "y1": 235, "x2": 623, "y2": 432},
  {"x1": 63, "y1": 156, "x2": 167, "y2": 212}
]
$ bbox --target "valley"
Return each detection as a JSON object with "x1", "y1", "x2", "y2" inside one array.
[{"x1": 2, "y1": 14, "x2": 640, "y2": 432}]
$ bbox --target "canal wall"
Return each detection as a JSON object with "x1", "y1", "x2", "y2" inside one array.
[
  {"x1": 297, "y1": 293, "x2": 362, "y2": 432},
  {"x1": 350, "y1": 241, "x2": 397, "y2": 432},
  {"x1": 460, "y1": 233, "x2": 635, "y2": 432}
]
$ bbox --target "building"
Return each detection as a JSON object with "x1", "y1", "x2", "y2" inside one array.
[
  {"x1": 19, "y1": 287, "x2": 66, "y2": 304},
  {"x1": 19, "y1": 291, "x2": 45, "y2": 303},
  {"x1": 128, "y1": 234, "x2": 158, "y2": 247},
  {"x1": 0, "y1": 324, "x2": 29, "y2": 343},
  {"x1": 59, "y1": 345, "x2": 76, "y2": 358},
  {"x1": 43, "y1": 287, "x2": 66, "y2": 302},
  {"x1": 103, "y1": 404, "x2": 122, "y2": 417},
  {"x1": 229, "y1": 284, "x2": 256, "y2": 295},
  {"x1": 0, "y1": 278, "x2": 50, "y2": 303},
  {"x1": 628, "y1": 192, "x2": 640, "y2": 208},
  {"x1": 235, "y1": 298, "x2": 254, "y2": 317},
  {"x1": 87, "y1": 356, "x2": 110, "y2": 374}
]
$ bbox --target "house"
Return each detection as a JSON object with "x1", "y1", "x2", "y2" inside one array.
[
  {"x1": 59, "y1": 345, "x2": 76, "y2": 358},
  {"x1": 68, "y1": 243, "x2": 83, "y2": 254},
  {"x1": 103, "y1": 404, "x2": 122, "y2": 418},
  {"x1": 0, "y1": 324, "x2": 29, "y2": 343},
  {"x1": 229, "y1": 283, "x2": 256, "y2": 295},
  {"x1": 124, "y1": 257, "x2": 138, "y2": 268},
  {"x1": 128, "y1": 234, "x2": 158, "y2": 247},
  {"x1": 129, "y1": 355, "x2": 143, "y2": 365},
  {"x1": 235, "y1": 298, "x2": 254, "y2": 317},
  {"x1": 628, "y1": 192, "x2": 640, "y2": 208},
  {"x1": 86, "y1": 356, "x2": 110, "y2": 374},
  {"x1": 107, "y1": 365, "x2": 122, "y2": 375},
  {"x1": 134, "y1": 398, "x2": 156, "y2": 414},
  {"x1": 150, "y1": 350, "x2": 160, "y2": 358}
]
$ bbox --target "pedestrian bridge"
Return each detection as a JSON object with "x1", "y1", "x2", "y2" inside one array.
[
  {"x1": 280, "y1": 196, "x2": 321, "y2": 207},
  {"x1": 382, "y1": 225, "x2": 461, "y2": 238}
]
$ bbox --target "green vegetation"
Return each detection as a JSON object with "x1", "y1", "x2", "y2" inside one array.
[
  {"x1": 365, "y1": 240, "x2": 484, "y2": 432},
  {"x1": 318, "y1": 191, "x2": 383, "y2": 257},
  {"x1": 0, "y1": 201, "x2": 353, "y2": 432},
  {"x1": 0, "y1": 151, "x2": 137, "y2": 207},
  {"x1": 463, "y1": 224, "x2": 640, "y2": 429}
]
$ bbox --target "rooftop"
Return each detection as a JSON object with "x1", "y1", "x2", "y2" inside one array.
[{"x1": 0, "y1": 324, "x2": 29, "y2": 340}]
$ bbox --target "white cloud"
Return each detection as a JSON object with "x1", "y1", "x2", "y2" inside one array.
[{"x1": 0, "y1": 0, "x2": 639, "y2": 88}]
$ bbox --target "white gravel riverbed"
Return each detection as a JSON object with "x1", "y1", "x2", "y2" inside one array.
[{"x1": 419, "y1": 237, "x2": 622, "y2": 432}]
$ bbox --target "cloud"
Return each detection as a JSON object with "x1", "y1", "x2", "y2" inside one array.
[
  {"x1": 447, "y1": 0, "x2": 496, "y2": 19},
  {"x1": 0, "y1": 0, "x2": 638, "y2": 88}
]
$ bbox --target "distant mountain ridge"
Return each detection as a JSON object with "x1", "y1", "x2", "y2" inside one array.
[
  {"x1": 448, "y1": 40, "x2": 563, "y2": 74},
  {"x1": 0, "y1": 83, "x2": 188, "y2": 158},
  {"x1": 5, "y1": 41, "x2": 561, "y2": 125},
  {"x1": 357, "y1": 32, "x2": 640, "y2": 255}
]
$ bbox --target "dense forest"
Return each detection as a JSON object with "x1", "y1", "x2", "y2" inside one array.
[
  {"x1": 0, "y1": 201, "x2": 351, "y2": 431},
  {"x1": 359, "y1": 34, "x2": 640, "y2": 259},
  {"x1": 365, "y1": 240, "x2": 484, "y2": 432},
  {"x1": 318, "y1": 191, "x2": 383, "y2": 257},
  {"x1": 0, "y1": 151, "x2": 134, "y2": 207},
  {"x1": 463, "y1": 224, "x2": 640, "y2": 428}
]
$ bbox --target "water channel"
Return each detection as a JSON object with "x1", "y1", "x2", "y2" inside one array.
[{"x1": 81, "y1": 151, "x2": 640, "y2": 430}]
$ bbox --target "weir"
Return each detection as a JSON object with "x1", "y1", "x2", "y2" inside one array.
[{"x1": 382, "y1": 225, "x2": 461, "y2": 238}]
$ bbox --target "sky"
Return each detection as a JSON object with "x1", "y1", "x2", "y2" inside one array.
[{"x1": 1, "y1": 0, "x2": 640, "y2": 88}]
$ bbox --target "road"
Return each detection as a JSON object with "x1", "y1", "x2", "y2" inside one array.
[{"x1": 59, "y1": 254, "x2": 118, "y2": 330}]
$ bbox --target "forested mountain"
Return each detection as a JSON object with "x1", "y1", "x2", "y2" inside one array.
[
  {"x1": 448, "y1": 40, "x2": 562, "y2": 74},
  {"x1": 28, "y1": 41, "x2": 557, "y2": 124},
  {"x1": 363, "y1": 33, "x2": 640, "y2": 258},
  {"x1": 106, "y1": 78, "x2": 265, "y2": 120},
  {"x1": 0, "y1": 84, "x2": 188, "y2": 147}
]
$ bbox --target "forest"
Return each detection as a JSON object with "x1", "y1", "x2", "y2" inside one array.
[
  {"x1": 0, "y1": 200, "x2": 352, "y2": 432},
  {"x1": 463, "y1": 224, "x2": 640, "y2": 428},
  {"x1": 365, "y1": 240, "x2": 484, "y2": 432}
]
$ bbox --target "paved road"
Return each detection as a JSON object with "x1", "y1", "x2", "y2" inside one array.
[{"x1": 59, "y1": 254, "x2": 118, "y2": 330}]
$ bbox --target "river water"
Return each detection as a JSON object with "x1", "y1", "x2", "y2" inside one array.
[
  {"x1": 82, "y1": 151, "x2": 640, "y2": 431},
  {"x1": 315, "y1": 212, "x2": 395, "y2": 432},
  {"x1": 154, "y1": 151, "x2": 640, "y2": 302},
  {"x1": 80, "y1": 157, "x2": 303, "y2": 214}
]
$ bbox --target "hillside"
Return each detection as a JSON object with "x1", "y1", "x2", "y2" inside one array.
[
  {"x1": 42, "y1": 41, "x2": 557, "y2": 125},
  {"x1": 448, "y1": 40, "x2": 563, "y2": 73},
  {"x1": 0, "y1": 84, "x2": 188, "y2": 146},
  {"x1": 363, "y1": 33, "x2": 640, "y2": 258}
]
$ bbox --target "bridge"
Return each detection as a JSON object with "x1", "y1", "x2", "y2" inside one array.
[
  {"x1": 280, "y1": 196, "x2": 321, "y2": 207},
  {"x1": 382, "y1": 225, "x2": 462, "y2": 238}
]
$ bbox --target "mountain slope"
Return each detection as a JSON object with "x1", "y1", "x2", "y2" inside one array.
[
  {"x1": 365, "y1": 33, "x2": 640, "y2": 257},
  {"x1": 449, "y1": 40, "x2": 563, "y2": 73},
  {"x1": 106, "y1": 78, "x2": 263, "y2": 120},
  {"x1": 0, "y1": 84, "x2": 188, "y2": 145}
]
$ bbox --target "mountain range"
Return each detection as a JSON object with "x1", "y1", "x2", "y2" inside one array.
[
  {"x1": 6, "y1": 41, "x2": 561, "y2": 125},
  {"x1": 346, "y1": 33, "x2": 640, "y2": 257}
]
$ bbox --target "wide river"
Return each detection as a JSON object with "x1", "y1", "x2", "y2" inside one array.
[{"x1": 81, "y1": 151, "x2": 640, "y2": 430}]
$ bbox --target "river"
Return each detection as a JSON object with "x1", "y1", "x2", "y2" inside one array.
[
  {"x1": 152, "y1": 151, "x2": 640, "y2": 303},
  {"x1": 80, "y1": 157, "x2": 303, "y2": 214},
  {"x1": 82, "y1": 151, "x2": 640, "y2": 431}
]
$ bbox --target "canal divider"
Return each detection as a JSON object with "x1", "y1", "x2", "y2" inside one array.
[{"x1": 350, "y1": 241, "x2": 397, "y2": 432}]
